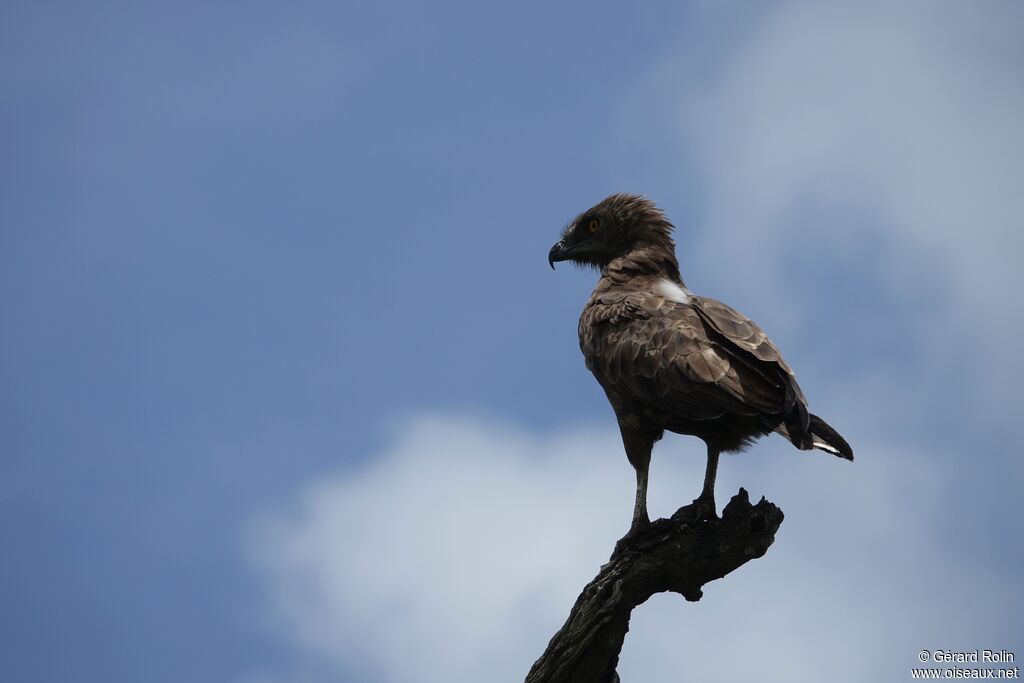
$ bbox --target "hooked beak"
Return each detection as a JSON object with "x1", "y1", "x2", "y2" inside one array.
[{"x1": 548, "y1": 239, "x2": 570, "y2": 270}]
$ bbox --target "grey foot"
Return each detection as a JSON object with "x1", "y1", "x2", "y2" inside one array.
[
  {"x1": 688, "y1": 495, "x2": 718, "y2": 522},
  {"x1": 612, "y1": 519, "x2": 650, "y2": 558}
]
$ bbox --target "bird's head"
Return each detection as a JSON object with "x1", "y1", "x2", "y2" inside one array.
[{"x1": 548, "y1": 193, "x2": 676, "y2": 272}]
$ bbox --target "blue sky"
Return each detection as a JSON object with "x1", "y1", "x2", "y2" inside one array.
[{"x1": 2, "y1": 1, "x2": 1022, "y2": 681}]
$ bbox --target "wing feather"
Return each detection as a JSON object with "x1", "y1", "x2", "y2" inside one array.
[{"x1": 582, "y1": 292, "x2": 803, "y2": 425}]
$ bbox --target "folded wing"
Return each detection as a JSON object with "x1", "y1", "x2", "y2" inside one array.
[{"x1": 581, "y1": 292, "x2": 810, "y2": 444}]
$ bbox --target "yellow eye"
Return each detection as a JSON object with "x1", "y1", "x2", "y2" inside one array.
[{"x1": 587, "y1": 219, "x2": 600, "y2": 233}]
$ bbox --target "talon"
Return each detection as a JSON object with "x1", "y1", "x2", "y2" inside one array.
[
  {"x1": 612, "y1": 521, "x2": 649, "y2": 558},
  {"x1": 690, "y1": 496, "x2": 718, "y2": 522}
]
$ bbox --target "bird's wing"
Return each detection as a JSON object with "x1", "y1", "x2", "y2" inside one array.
[
  {"x1": 690, "y1": 294, "x2": 812, "y2": 440},
  {"x1": 689, "y1": 295, "x2": 807, "y2": 406},
  {"x1": 581, "y1": 292, "x2": 801, "y2": 422}
]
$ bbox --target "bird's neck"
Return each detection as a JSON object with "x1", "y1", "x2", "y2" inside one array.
[{"x1": 602, "y1": 242, "x2": 684, "y2": 286}]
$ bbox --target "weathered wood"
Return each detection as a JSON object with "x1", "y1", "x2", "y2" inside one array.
[{"x1": 525, "y1": 489, "x2": 784, "y2": 683}]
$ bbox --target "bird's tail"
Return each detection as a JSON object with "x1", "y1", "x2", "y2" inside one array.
[
  {"x1": 775, "y1": 414, "x2": 853, "y2": 460},
  {"x1": 807, "y1": 414, "x2": 853, "y2": 460}
]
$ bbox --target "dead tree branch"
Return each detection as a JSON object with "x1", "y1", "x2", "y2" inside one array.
[{"x1": 525, "y1": 488, "x2": 784, "y2": 683}]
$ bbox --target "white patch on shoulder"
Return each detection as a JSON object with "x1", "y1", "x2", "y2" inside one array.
[{"x1": 654, "y1": 279, "x2": 691, "y2": 304}]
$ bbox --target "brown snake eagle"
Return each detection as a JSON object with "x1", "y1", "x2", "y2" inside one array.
[{"x1": 549, "y1": 193, "x2": 852, "y2": 539}]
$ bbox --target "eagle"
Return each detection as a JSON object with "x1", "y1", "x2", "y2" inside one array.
[{"x1": 549, "y1": 193, "x2": 852, "y2": 539}]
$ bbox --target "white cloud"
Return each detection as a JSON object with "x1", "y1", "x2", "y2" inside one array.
[
  {"x1": 644, "y1": 0, "x2": 1024, "y2": 409},
  {"x1": 684, "y1": 1, "x2": 1024, "y2": 293},
  {"x1": 249, "y1": 414, "x2": 1014, "y2": 683},
  {"x1": 249, "y1": 415, "x2": 632, "y2": 682}
]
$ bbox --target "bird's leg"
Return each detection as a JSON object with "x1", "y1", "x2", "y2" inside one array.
[
  {"x1": 691, "y1": 445, "x2": 720, "y2": 521},
  {"x1": 615, "y1": 424, "x2": 657, "y2": 550},
  {"x1": 611, "y1": 460, "x2": 652, "y2": 558},
  {"x1": 630, "y1": 462, "x2": 651, "y2": 534}
]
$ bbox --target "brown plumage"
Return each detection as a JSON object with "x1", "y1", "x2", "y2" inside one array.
[{"x1": 549, "y1": 193, "x2": 852, "y2": 536}]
